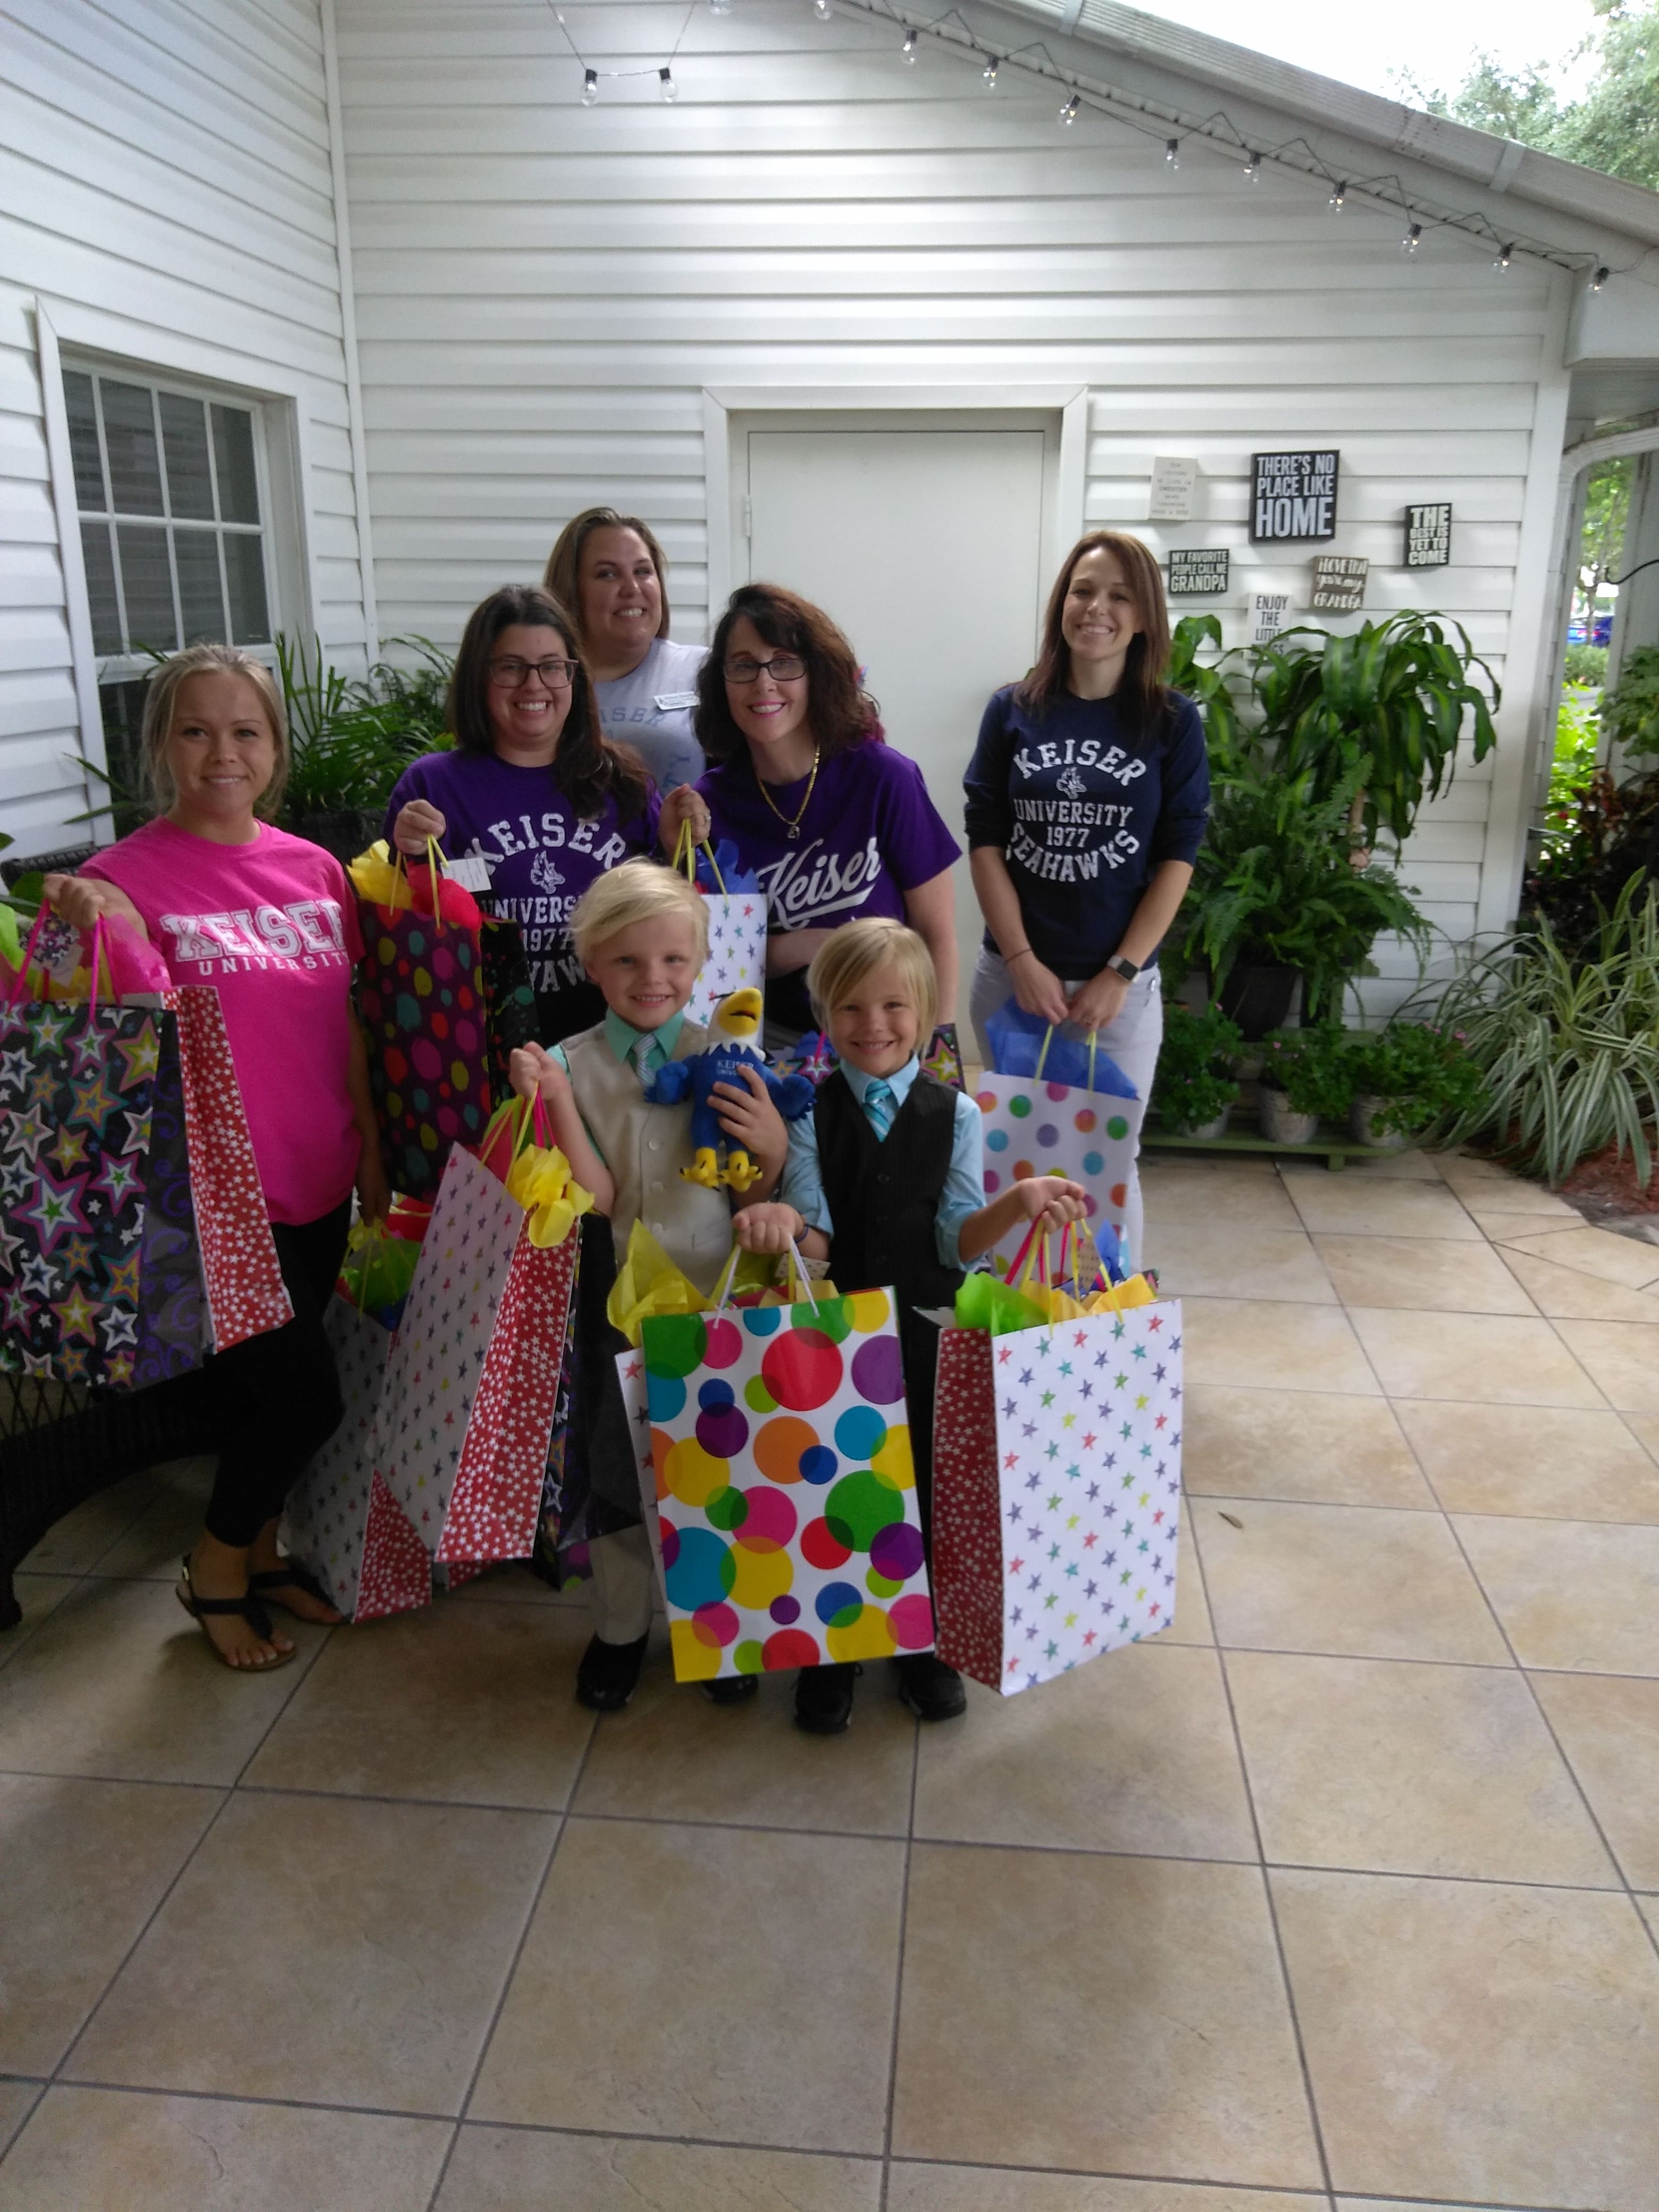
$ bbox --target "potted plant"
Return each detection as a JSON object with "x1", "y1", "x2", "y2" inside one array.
[
  {"x1": 1153, "y1": 1000, "x2": 1242, "y2": 1138},
  {"x1": 1345, "y1": 1022, "x2": 1486, "y2": 1150},
  {"x1": 279, "y1": 634, "x2": 456, "y2": 861},
  {"x1": 1176, "y1": 763, "x2": 1432, "y2": 1035},
  {"x1": 1256, "y1": 1025, "x2": 1355, "y2": 1144}
]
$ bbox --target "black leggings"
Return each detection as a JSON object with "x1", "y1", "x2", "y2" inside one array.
[{"x1": 190, "y1": 1200, "x2": 353, "y2": 1547}]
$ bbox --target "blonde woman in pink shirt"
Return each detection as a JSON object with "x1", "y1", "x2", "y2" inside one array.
[{"x1": 46, "y1": 644, "x2": 388, "y2": 1672}]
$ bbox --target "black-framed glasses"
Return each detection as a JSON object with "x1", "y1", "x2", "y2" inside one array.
[
  {"x1": 488, "y1": 656, "x2": 577, "y2": 689},
  {"x1": 724, "y1": 652, "x2": 806, "y2": 684}
]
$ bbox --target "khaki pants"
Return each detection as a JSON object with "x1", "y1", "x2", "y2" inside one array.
[{"x1": 588, "y1": 1524, "x2": 656, "y2": 1644}]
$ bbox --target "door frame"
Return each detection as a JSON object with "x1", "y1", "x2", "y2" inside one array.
[{"x1": 701, "y1": 385, "x2": 1089, "y2": 641}]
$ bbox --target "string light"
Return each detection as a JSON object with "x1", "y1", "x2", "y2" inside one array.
[
  {"x1": 900, "y1": 26, "x2": 916, "y2": 59},
  {"x1": 708, "y1": 0, "x2": 731, "y2": 12},
  {"x1": 1495, "y1": 241, "x2": 1514, "y2": 270},
  {"x1": 1328, "y1": 179, "x2": 1346, "y2": 211},
  {"x1": 981, "y1": 53, "x2": 998, "y2": 87},
  {"x1": 1591, "y1": 264, "x2": 1609, "y2": 291},
  {"x1": 1402, "y1": 221, "x2": 1422, "y2": 255},
  {"x1": 1243, "y1": 150, "x2": 1261, "y2": 182},
  {"x1": 659, "y1": 63, "x2": 676, "y2": 99},
  {"x1": 581, "y1": 65, "x2": 598, "y2": 103},
  {"x1": 813, "y1": 0, "x2": 832, "y2": 16},
  {"x1": 1060, "y1": 92, "x2": 1080, "y2": 124},
  {"x1": 1164, "y1": 137, "x2": 1179, "y2": 169}
]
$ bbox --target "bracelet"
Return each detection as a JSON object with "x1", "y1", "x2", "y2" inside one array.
[{"x1": 1005, "y1": 947, "x2": 1035, "y2": 965}]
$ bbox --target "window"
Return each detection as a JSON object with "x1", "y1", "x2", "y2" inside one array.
[{"x1": 62, "y1": 364, "x2": 277, "y2": 800}]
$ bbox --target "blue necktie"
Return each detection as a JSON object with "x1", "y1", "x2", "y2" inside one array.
[{"x1": 864, "y1": 1078, "x2": 895, "y2": 1140}]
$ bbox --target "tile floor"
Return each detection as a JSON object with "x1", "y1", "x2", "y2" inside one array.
[{"x1": 2, "y1": 1149, "x2": 1657, "y2": 2210}]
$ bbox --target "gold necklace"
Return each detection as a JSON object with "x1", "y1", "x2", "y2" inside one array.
[{"x1": 756, "y1": 744, "x2": 820, "y2": 840}]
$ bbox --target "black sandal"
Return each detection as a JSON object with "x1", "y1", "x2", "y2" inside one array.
[
  {"x1": 247, "y1": 1557, "x2": 341, "y2": 1620},
  {"x1": 175, "y1": 1557, "x2": 296, "y2": 1671}
]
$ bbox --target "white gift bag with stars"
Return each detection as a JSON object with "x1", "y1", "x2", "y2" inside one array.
[{"x1": 931, "y1": 1299, "x2": 1183, "y2": 1694}]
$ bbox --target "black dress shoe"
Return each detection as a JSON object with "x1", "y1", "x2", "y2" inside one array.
[
  {"x1": 794, "y1": 1661, "x2": 859, "y2": 1736},
  {"x1": 703, "y1": 1673, "x2": 760, "y2": 1706},
  {"x1": 575, "y1": 1631, "x2": 650, "y2": 1712},
  {"x1": 894, "y1": 1651, "x2": 967, "y2": 1722}
]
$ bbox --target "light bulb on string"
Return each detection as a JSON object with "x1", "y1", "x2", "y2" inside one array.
[
  {"x1": 659, "y1": 64, "x2": 677, "y2": 99},
  {"x1": 813, "y1": 0, "x2": 832, "y2": 18},
  {"x1": 709, "y1": 0, "x2": 731, "y2": 12},
  {"x1": 1494, "y1": 241, "x2": 1513, "y2": 271},
  {"x1": 982, "y1": 54, "x2": 999, "y2": 87},
  {"x1": 1060, "y1": 93, "x2": 1080, "y2": 124},
  {"x1": 1401, "y1": 221, "x2": 1422, "y2": 255},
  {"x1": 581, "y1": 66, "x2": 599, "y2": 104},
  {"x1": 1243, "y1": 150, "x2": 1261, "y2": 182},
  {"x1": 901, "y1": 27, "x2": 916, "y2": 61},
  {"x1": 1591, "y1": 265, "x2": 1609, "y2": 291},
  {"x1": 1164, "y1": 137, "x2": 1180, "y2": 169},
  {"x1": 1328, "y1": 180, "x2": 1346, "y2": 211}
]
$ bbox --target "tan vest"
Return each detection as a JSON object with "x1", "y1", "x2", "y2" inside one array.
[{"x1": 563, "y1": 1020, "x2": 734, "y2": 1295}]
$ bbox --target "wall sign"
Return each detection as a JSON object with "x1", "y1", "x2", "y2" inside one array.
[
  {"x1": 1250, "y1": 450, "x2": 1339, "y2": 542},
  {"x1": 1251, "y1": 592, "x2": 1289, "y2": 645},
  {"x1": 1168, "y1": 548, "x2": 1230, "y2": 597},
  {"x1": 1311, "y1": 555, "x2": 1368, "y2": 612},
  {"x1": 1149, "y1": 455, "x2": 1199, "y2": 522},
  {"x1": 1405, "y1": 502, "x2": 1452, "y2": 567}
]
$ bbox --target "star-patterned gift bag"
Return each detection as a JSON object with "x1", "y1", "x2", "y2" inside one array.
[
  {"x1": 0, "y1": 984, "x2": 289, "y2": 1389},
  {"x1": 636, "y1": 1285, "x2": 936, "y2": 1684},
  {"x1": 377, "y1": 1144, "x2": 577, "y2": 1562},
  {"x1": 280, "y1": 1297, "x2": 432, "y2": 1623},
  {"x1": 931, "y1": 1300, "x2": 1183, "y2": 1695},
  {"x1": 684, "y1": 892, "x2": 768, "y2": 1028}
]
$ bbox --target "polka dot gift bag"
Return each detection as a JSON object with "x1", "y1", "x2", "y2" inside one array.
[
  {"x1": 931, "y1": 1258, "x2": 1184, "y2": 1696},
  {"x1": 976, "y1": 1013, "x2": 1145, "y2": 1279},
  {"x1": 634, "y1": 1256, "x2": 935, "y2": 1685}
]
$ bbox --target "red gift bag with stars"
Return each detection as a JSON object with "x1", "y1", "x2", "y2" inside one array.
[{"x1": 931, "y1": 1298, "x2": 1184, "y2": 1695}]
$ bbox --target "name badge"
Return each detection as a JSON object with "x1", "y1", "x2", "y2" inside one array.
[
  {"x1": 653, "y1": 691, "x2": 700, "y2": 711},
  {"x1": 444, "y1": 855, "x2": 493, "y2": 891}
]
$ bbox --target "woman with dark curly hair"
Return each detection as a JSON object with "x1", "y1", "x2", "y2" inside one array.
[
  {"x1": 386, "y1": 583, "x2": 689, "y2": 1044},
  {"x1": 673, "y1": 584, "x2": 961, "y2": 1047}
]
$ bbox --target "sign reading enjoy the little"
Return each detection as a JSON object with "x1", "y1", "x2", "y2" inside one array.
[
  {"x1": 1251, "y1": 451, "x2": 1339, "y2": 543},
  {"x1": 1168, "y1": 548, "x2": 1230, "y2": 597},
  {"x1": 1311, "y1": 555, "x2": 1367, "y2": 612},
  {"x1": 1405, "y1": 503, "x2": 1452, "y2": 568},
  {"x1": 1252, "y1": 592, "x2": 1289, "y2": 644}
]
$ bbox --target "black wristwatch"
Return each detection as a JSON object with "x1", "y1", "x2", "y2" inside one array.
[{"x1": 1106, "y1": 954, "x2": 1140, "y2": 981}]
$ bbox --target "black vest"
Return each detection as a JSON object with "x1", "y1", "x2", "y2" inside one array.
[{"x1": 813, "y1": 1068, "x2": 966, "y2": 1311}]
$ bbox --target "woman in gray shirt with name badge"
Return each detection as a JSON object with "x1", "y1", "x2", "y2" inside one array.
[{"x1": 545, "y1": 507, "x2": 707, "y2": 794}]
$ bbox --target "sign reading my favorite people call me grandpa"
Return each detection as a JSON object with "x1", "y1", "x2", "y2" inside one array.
[{"x1": 1250, "y1": 450, "x2": 1339, "y2": 542}]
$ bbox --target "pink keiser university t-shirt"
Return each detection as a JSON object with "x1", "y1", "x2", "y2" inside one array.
[{"x1": 81, "y1": 818, "x2": 365, "y2": 1226}]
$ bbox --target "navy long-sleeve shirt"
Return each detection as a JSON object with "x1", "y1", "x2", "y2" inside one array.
[{"x1": 962, "y1": 685, "x2": 1210, "y2": 977}]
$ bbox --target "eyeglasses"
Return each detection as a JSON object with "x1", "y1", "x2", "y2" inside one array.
[
  {"x1": 488, "y1": 656, "x2": 577, "y2": 689},
  {"x1": 724, "y1": 653, "x2": 807, "y2": 684}
]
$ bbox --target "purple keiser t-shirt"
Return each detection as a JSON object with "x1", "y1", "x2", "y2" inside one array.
[
  {"x1": 384, "y1": 749, "x2": 659, "y2": 1013},
  {"x1": 698, "y1": 735, "x2": 961, "y2": 1034}
]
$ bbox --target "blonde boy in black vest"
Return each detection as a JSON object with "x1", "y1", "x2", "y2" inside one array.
[{"x1": 511, "y1": 861, "x2": 789, "y2": 1711}]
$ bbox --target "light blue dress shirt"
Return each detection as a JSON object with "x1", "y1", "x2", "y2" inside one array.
[{"x1": 781, "y1": 1054, "x2": 984, "y2": 1270}]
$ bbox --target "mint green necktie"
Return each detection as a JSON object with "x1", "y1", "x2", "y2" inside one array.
[{"x1": 864, "y1": 1078, "x2": 895, "y2": 1140}]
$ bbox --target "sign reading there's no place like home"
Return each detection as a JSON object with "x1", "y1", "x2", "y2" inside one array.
[{"x1": 1251, "y1": 451, "x2": 1339, "y2": 542}]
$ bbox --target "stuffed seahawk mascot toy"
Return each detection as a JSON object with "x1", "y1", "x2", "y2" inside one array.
[{"x1": 644, "y1": 986, "x2": 814, "y2": 1192}]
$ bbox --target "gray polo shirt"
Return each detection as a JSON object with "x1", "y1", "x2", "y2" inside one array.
[{"x1": 594, "y1": 636, "x2": 708, "y2": 793}]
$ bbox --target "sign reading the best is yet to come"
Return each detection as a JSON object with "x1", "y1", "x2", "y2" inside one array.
[
  {"x1": 1405, "y1": 502, "x2": 1453, "y2": 567},
  {"x1": 1251, "y1": 450, "x2": 1340, "y2": 542}
]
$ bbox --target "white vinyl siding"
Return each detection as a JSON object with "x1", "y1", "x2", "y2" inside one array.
[
  {"x1": 0, "y1": 0, "x2": 370, "y2": 856},
  {"x1": 335, "y1": 0, "x2": 1575, "y2": 1004}
]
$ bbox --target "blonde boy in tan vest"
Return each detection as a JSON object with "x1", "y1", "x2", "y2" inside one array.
[{"x1": 510, "y1": 860, "x2": 789, "y2": 1712}]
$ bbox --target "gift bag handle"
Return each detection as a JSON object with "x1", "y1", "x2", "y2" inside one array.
[
  {"x1": 698, "y1": 840, "x2": 726, "y2": 894},
  {"x1": 672, "y1": 818, "x2": 697, "y2": 882},
  {"x1": 1031, "y1": 1023, "x2": 1100, "y2": 1090},
  {"x1": 782, "y1": 1236, "x2": 823, "y2": 1321}
]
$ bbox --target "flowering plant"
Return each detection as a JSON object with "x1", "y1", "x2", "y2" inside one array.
[
  {"x1": 1347, "y1": 1021, "x2": 1487, "y2": 1137},
  {"x1": 1153, "y1": 1002, "x2": 1242, "y2": 1132},
  {"x1": 1258, "y1": 1026, "x2": 1355, "y2": 1120}
]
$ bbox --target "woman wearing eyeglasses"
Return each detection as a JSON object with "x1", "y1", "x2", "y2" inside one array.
[
  {"x1": 675, "y1": 583, "x2": 961, "y2": 1048},
  {"x1": 386, "y1": 583, "x2": 679, "y2": 1044}
]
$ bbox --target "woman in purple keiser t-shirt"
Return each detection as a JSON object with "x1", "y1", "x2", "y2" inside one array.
[
  {"x1": 386, "y1": 584, "x2": 690, "y2": 1045},
  {"x1": 963, "y1": 531, "x2": 1210, "y2": 1267},
  {"x1": 672, "y1": 584, "x2": 961, "y2": 1048}
]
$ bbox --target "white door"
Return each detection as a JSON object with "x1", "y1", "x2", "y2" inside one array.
[{"x1": 745, "y1": 428, "x2": 1049, "y2": 1028}]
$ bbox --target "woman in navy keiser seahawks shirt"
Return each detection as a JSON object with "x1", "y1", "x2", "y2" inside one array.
[{"x1": 962, "y1": 531, "x2": 1209, "y2": 1267}]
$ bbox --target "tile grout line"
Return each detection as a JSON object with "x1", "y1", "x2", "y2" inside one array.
[
  {"x1": 420, "y1": 1699, "x2": 602, "y2": 2212},
  {"x1": 876, "y1": 1706, "x2": 921, "y2": 2212},
  {"x1": 1327, "y1": 1202, "x2": 1659, "y2": 1972},
  {"x1": 1184, "y1": 1446, "x2": 1338, "y2": 2211}
]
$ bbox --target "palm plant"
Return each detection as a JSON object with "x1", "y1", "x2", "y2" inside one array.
[
  {"x1": 1168, "y1": 613, "x2": 1244, "y2": 771},
  {"x1": 1252, "y1": 613, "x2": 1499, "y2": 851},
  {"x1": 1425, "y1": 874, "x2": 1659, "y2": 1186}
]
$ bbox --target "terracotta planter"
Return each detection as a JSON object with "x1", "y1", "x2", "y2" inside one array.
[
  {"x1": 1350, "y1": 1094, "x2": 1411, "y2": 1152},
  {"x1": 1259, "y1": 1087, "x2": 1319, "y2": 1145}
]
